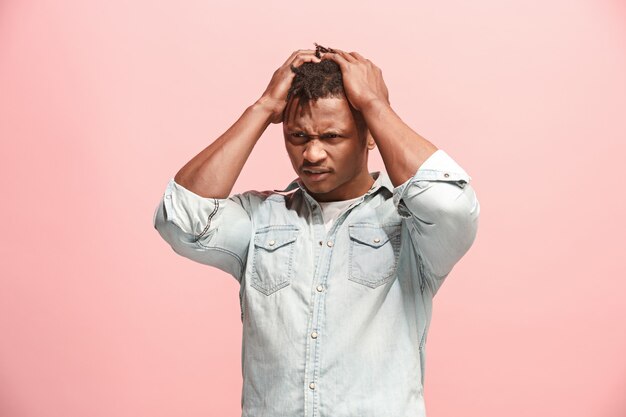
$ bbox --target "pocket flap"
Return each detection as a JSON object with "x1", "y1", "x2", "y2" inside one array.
[
  {"x1": 254, "y1": 227, "x2": 299, "y2": 251},
  {"x1": 348, "y1": 223, "x2": 401, "y2": 248}
]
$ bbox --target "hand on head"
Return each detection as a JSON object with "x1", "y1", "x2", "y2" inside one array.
[
  {"x1": 319, "y1": 47, "x2": 390, "y2": 111},
  {"x1": 258, "y1": 49, "x2": 321, "y2": 124},
  {"x1": 258, "y1": 44, "x2": 390, "y2": 125}
]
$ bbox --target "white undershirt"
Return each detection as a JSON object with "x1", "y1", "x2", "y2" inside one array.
[{"x1": 318, "y1": 196, "x2": 362, "y2": 233}]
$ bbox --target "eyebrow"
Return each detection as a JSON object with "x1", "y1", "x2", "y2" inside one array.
[{"x1": 287, "y1": 128, "x2": 345, "y2": 135}]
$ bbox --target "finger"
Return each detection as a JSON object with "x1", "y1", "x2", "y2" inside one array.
[
  {"x1": 282, "y1": 49, "x2": 317, "y2": 66},
  {"x1": 281, "y1": 50, "x2": 300, "y2": 66},
  {"x1": 320, "y1": 51, "x2": 350, "y2": 69},
  {"x1": 291, "y1": 52, "x2": 322, "y2": 67},
  {"x1": 332, "y1": 49, "x2": 358, "y2": 63},
  {"x1": 348, "y1": 51, "x2": 367, "y2": 62}
]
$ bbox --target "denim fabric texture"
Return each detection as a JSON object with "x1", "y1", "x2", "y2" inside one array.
[{"x1": 153, "y1": 149, "x2": 480, "y2": 417}]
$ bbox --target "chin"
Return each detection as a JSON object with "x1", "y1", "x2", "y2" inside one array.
[
  {"x1": 303, "y1": 183, "x2": 329, "y2": 194},
  {"x1": 302, "y1": 180, "x2": 335, "y2": 195}
]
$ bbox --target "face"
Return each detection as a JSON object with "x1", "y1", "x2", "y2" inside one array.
[{"x1": 283, "y1": 96, "x2": 376, "y2": 202}]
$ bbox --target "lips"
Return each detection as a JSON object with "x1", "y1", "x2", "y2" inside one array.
[
  {"x1": 303, "y1": 168, "x2": 331, "y2": 174},
  {"x1": 302, "y1": 168, "x2": 332, "y2": 181}
]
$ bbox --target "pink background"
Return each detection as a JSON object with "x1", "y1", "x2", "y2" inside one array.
[{"x1": 1, "y1": 0, "x2": 625, "y2": 416}]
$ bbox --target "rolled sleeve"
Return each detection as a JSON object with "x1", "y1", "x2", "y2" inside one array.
[
  {"x1": 393, "y1": 150, "x2": 480, "y2": 294},
  {"x1": 153, "y1": 179, "x2": 252, "y2": 282}
]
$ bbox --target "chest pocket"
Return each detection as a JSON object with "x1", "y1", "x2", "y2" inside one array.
[
  {"x1": 250, "y1": 225, "x2": 299, "y2": 295},
  {"x1": 348, "y1": 223, "x2": 402, "y2": 288}
]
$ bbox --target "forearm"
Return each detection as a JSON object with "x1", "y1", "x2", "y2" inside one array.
[
  {"x1": 174, "y1": 100, "x2": 274, "y2": 198},
  {"x1": 361, "y1": 99, "x2": 439, "y2": 187}
]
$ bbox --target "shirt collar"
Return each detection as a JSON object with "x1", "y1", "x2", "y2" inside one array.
[{"x1": 273, "y1": 171, "x2": 394, "y2": 199}]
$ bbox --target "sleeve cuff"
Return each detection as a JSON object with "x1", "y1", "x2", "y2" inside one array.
[
  {"x1": 392, "y1": 149, "x2": 473, "y2": 215},
  {"x1": 161, "y1": 178, "x2": 223, "y2": 238},
  {"x1": 415, "y1": 149, "x2": 471, "y2": 181}
]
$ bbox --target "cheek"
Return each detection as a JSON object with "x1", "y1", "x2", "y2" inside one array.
[
  {"x1": 336, "y1": 141, "x2": 365, "y2": 162},
  {"x1": 284, "y1": 145, "x2": 302, "y2": 169}
]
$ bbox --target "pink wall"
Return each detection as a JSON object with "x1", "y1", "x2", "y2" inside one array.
[{"x1": 1, "y1": 0, "x2": 625, "y2": 416}]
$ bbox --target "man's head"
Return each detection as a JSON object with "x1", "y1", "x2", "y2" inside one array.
[{"x1": 282, "y1": 58, "x2": 376, "y2": 202}]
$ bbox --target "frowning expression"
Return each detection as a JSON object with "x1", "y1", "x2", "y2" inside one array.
[{"x1": 283, "y1": 96, "x2": 376, "y2": 202}]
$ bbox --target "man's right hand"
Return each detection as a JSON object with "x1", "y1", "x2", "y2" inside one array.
[
  {"x1": 173, "y1": 50, "x2": 321, "y2": 198},
  {"x1": 256, "y1": 50, "x2": 321, "y2": 124}
]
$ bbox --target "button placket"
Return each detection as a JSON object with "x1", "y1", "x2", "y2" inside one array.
[
  {"x1": 307, "y1": 232, "x2": 332, "y2": 410},
  {"x1": 305, "y1": 191, "x2": 366, "y2": 412}
]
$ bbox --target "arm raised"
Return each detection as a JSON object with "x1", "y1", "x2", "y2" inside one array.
[
  {"x1": 154, "y1": 50, "x2": 321, "y2": 278},
  {"x1": 320, "y1": 50, "x2": 438, "y2": 187},
  {"x1": 174, "y1": 50, "x2": 321, "y2": 198},
  {"x1": 322, "y1": 50, "x2": 480, "y2": 294}
]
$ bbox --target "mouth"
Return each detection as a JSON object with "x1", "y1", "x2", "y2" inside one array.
[{"x1": 302, "y1": 168, "x2": 332, "y2": 182}]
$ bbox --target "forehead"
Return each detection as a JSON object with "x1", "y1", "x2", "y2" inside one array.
[{"x1": 284, "y1": 96, "x2": 357, "y2": 130}]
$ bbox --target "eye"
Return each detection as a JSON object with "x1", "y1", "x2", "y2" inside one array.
[
  {"x1": 321, "y1": 133, "x2": 340, "y2": 139},
  {"x1": 287, "y1": 132, "x2": 309, "y2": 145}
]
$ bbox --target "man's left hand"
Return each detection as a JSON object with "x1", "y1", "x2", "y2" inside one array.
[{"x1": 321, "y1": 50, "x2": 390, "y2": 111}]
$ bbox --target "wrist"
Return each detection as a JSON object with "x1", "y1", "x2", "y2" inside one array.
[
  {"x1": 359, "y1": 96, "x2": 392, "y2": 116},
  {"x1": 250, "y1": 98, "x2": 280, "y2": 123},
  {"x1": 253, "y1": 96, "x2": 284, "y2": 124}
]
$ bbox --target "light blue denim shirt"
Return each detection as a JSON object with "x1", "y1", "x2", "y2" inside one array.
[{"x1": 153, "y1": 149, "x2": 480, "y2": 417}]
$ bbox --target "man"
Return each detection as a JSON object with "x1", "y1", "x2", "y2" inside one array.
[{"x1": 153, "y1": 45, "x2": 480, "y2": 417}]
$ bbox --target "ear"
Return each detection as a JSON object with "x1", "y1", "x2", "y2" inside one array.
[{"x1": 366, "y1": 131, "x2": 376, "y2": 150}]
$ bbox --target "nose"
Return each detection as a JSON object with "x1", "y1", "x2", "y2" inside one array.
[{"x1": 302, "y1": 139, "x2": 327, "y2": 164}]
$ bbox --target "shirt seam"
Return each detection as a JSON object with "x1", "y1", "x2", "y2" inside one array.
[
  {"x1": 193, "y1": 198, "x2": 219, "y2": 242},
  {"x1": 194, "y1": 241, "x2": 246, "y2": 280}
]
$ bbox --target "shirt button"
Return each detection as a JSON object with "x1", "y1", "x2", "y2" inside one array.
[
  {"x1": 268, "y1": 240, "x2": 276, "y2": 246},
  {"x1": 309, "y1": 382, "x2": 316, "y2": 390},
  {"x1": 316, "y1": 285, "x2": 324, "y2": 292},
  {"x1": 327, "y1": 241, "x2": 333, "y2": 247},
  {"x1": 444, "y1": 172, "x2": 450, "y2": 178},
  {"x1": 373, "y1": 237, "x2": 380, "y2": 243},
  {"x1": 311, "y1": 331, "x2": 318, "y2": 339}
]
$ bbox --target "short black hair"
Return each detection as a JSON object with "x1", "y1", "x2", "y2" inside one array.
[
  {"x1": 286, "y1": 43, "x2": 344, "y2": 103},
  {"x1": 284, "y1": 44, "x2": 368, "y2": 138}
]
